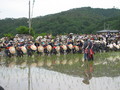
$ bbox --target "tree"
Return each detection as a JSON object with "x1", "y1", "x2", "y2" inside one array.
[
  {"x1": 16, "y1": 26, "x2": 35, "y2": 36},
  {"x1": 4, "y1": 33, "x2": 14, "y2": 40}
]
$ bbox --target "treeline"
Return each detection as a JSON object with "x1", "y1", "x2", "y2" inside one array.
[{"x1": 0, "y1": 7, "x2": 120, "y2": 37}]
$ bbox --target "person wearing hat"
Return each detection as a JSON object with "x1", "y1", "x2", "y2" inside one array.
[
  {"x1": 15, "y1": 40, "x2": 25, "y2": 57},
  {"x1": 35, "y1": 40, "x2": 40, "y2": 47},
  {"x1": 26, "y1": 41, "x2": 34, "y2": 56},
  {"x1": 3, "y1": 41, "x2": 14, "y2": 57},
  {"x1": 76, "y1": 40, "x2": 83, "y2": 53},
  {"x1": 82, "y1": 38, "x2": 88, "y2": 60},
  {"x1": 35, "y1": 40, "x2": 40, "y2": 54},
  {"x1": 83, "y1": 38, "x2": 94, "y2": 61}
]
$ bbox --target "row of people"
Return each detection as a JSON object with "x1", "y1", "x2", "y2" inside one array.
[
  {"x1": 0, "y1": 33, "x2": 119, "y2": 58},
  {"x1": 0, "y1": 40, "x2": 84, "y2": 57}
]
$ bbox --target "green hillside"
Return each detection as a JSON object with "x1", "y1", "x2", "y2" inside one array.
[{"x1": 0, "y1": 7, "x2": 120, "y2": 37}]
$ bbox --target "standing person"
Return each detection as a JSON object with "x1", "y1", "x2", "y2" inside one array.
[
  {"x1": 77, "y1": 40, "x2": 83, "y2": 53},
  {"x1": 87, "y1": 39, "x2": 94, "y2": 61},
  {"x1": 83, "y1": 38, "x2": 88, "y2": 61},
  {"x1": 34, "y1": 40, "x2": 40, "y2": 54},
  {"x1": 83, "y1": 38, "x2": 94, "y2": 61},
  {"x1": 3, "y1": 41, "x2": 14, "y2": 57},
  {"x1": 26, "y1": 41, "x2": 34, "y2": 57},
  {"x1": 82, "y1": 38, "x2": 94, "y2": 84},
  {"x1": 16, "y1": 40, "x2": 25, "y2": 57}
]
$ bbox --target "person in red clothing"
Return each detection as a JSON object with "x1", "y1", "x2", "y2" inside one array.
[
  {"x1": 83, "y1": 38, "x2": 94, "y2": 61},
  {"x1": 26, "y1": 41, "x2": 34, "y2": 56},
  {"x1": 3, "y1": 41, "x2": 13, "y2": 57}
]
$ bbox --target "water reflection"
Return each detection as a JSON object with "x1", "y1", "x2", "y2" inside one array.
[
  {"x1": 0, "y1": 66, "x2": 120, "y2": 90},
  {"x1": 82, "y1": 61, "x2": 94, "y2": 85},
  {"x1": 0, "y1": 53, "x2": 120, "y2": 90}
]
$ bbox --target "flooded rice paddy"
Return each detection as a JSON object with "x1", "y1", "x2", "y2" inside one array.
[{"x1": 0, "y1": 52, "x2": 120, "y2": 90}]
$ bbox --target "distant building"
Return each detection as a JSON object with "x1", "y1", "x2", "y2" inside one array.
[{"x1": 97, "y1": 30, "x2": 120, "y2": 34}]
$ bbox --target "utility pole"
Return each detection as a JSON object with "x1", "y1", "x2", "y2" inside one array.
[{"x1": 29, "y1": 0, "x2": 31, "y2": 34}]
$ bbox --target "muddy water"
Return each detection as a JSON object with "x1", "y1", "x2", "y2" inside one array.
[{"x1": 0, "y1": 52, "x2": 120, "y2": 90}]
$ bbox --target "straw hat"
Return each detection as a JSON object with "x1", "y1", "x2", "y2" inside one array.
[
  {"x1": 38, "y1": 46, "x2": 44, "y2": 52},
  {"x1": 30, "y1": 45, "x2": 37, "y2": 50},
  {"x1": 51, "y1": 39, "x2": 54, "y2": 42},
  {"x1": 62, "y1": 45, "x2": 67, "y2": 51},
  {"x1": 21, "y1": 46, "x2": 27, "y2": 53},
  {"x1": 56, "y1": 46, "x2": 60, "y2": 52},
  {"x1": 28, "y1": 41, "x2": 33, "y2": 44},
  {"x1": 80, "y1": 40, "x2": 84, "y2": 43},
  {"x1": 68, "y1": 44, "x2": 73, "y2": 49},
  {"x1": 9, "y1": 47, "x2": 16, "y2": 54},
  {"x1": 47, "y1": 45, "x2": 52, "y2": 52},
  {"x1": 35, "y1": 40, "x2": 39, "y2": 43},
  {"x1": 75, "y1": 46, "x2": 79, "y2": 51}
]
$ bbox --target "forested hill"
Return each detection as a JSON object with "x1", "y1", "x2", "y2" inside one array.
[{"x1": 0, "y1": 7, "x2": 120, "y2": 37}]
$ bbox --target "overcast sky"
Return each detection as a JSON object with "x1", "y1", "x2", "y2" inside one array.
[{"x1": 0, "y1": 0, "x2": 120, "y2": 19}]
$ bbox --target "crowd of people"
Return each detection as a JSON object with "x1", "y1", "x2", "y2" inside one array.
[{"x1": 0, "y1": 32, "x2": 119, "y2": 61}]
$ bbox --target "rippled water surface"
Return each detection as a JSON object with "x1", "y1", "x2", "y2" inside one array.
[{"x1": 0, "y1": 52, "x2": 120, "y2": 90}]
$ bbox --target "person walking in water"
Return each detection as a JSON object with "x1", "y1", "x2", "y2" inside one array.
[
  {"x1": 82, "y1": 37, "x2": 94, "y2": 84},
  {"x1": 83, "y1": 38, "x2": 94, "y2": 61}
]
